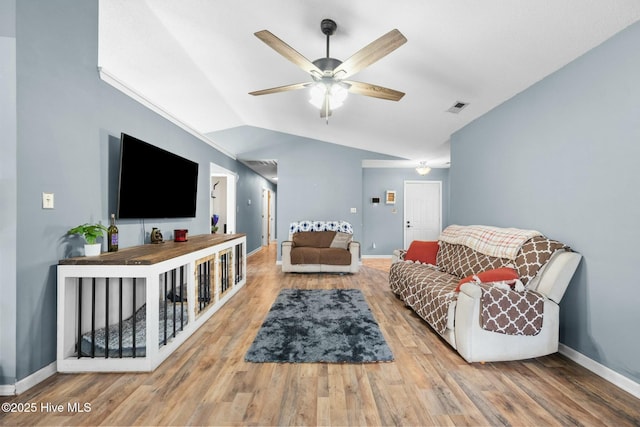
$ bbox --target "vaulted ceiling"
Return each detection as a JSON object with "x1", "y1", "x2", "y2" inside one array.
[{"x1": 99, "y1": 1, "x2": 640, "y2": 168}]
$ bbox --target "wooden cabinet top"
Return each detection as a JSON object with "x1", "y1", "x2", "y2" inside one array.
[{"x1": 59, "y1": 233, "x2": 246, "y2": 266}]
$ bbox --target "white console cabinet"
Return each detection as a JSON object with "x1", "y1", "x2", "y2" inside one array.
[{"x1": 57, "y1": 234, "x2": 246, "y2": 373}]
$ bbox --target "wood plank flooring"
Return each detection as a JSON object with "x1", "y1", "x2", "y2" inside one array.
[{"x1": 2, "y1": 244, "x2": 639, "y2": 426}]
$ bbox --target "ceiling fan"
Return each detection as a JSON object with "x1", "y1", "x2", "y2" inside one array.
[{"x1": 249, "y1": 19, "x2": 407, "y2": 121}]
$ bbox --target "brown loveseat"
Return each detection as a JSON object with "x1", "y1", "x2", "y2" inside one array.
[{"x1": 281, "y1": 221, "x2": 360, "y2": 273}]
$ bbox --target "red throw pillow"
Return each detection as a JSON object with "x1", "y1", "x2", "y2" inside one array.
[
  {"x1": 405, "y1": 241, "x2": 439, "y2": 265},
  {"x1": 455, "y1": 267, "x2": 519, "y2": 292}
]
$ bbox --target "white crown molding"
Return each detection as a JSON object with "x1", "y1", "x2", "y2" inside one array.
[{"x1": 362, "y1": 159, "x2": 450, "y2": 169}]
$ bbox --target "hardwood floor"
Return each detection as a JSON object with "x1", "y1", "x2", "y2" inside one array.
[{"x1": 2, "y1": 244, "x2": 639, "y2": 426}]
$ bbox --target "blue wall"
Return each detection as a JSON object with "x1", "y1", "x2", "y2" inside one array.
[
  {"x1": 363, "y1": 167, "x2": 449, "y2": 255},
  {"x1": 237, "y1": 131, "x2": 404, "y2": 258},
  {"x1": 450, "y1": 22, "x2": 640, "y2": 384},
  {"x1": 212, "y1": 126, "x2": 451, "y2": 258},
  {"x1": 0, "y1": 0, "x2": 17, "y2": 387},
  {"x1": 236, "y1": 161, "x2": 277, "y2": 252},
  {"x1": 9, "y1": 0, "x2": 273, "y2": 383}
]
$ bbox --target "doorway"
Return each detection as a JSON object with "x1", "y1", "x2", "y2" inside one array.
[
  {"x1": 261, "y1": 188, "x2": 275, "y2": 246},
  {"x1": 403, "y1": 181, "x2": 442, "y2": 247},
  {"x1": 210, "y1": 163, "x2": 237, "y2": 234}
]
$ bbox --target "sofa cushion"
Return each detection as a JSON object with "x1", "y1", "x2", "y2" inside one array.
[
  {"x1": 330, "y1": 232, "x2": 353, "y2": 249},
  {"x1": 455, "y1": 267, "x2": 519, "y2": 292},
  {"x1": 292, "y1": 231, "x2": 336, "y2": 248},
  {"x1": 405, "y1": 240, "x2": 439, "y2": 264},
  {"x1": 290, "y1": 247, "x2": 352, "y2": 265},
  {"x1": 437, "y1": 242, "x2": 511, "y2": 279},
  {"x1": 389, "y1": 262, "x2": 459, "y2": 335}
]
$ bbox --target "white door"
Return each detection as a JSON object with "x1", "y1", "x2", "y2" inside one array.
[{"x1": 404, "y1": 181, "x2": 442, "y2": 247}]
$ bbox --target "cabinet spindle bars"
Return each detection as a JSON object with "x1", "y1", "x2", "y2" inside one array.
[
  {"x1": 195, "y1": 254, "x2": 215, "y2": 316},
  {"x1": 74, "y1": 276, "x2": 144, "y2": 358}
]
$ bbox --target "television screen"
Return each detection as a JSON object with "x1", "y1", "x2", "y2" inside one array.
[{"x1": 117, "y1": 133, "x2": 199, "y2": 219}]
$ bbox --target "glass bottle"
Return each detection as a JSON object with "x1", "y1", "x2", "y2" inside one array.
[{"x1": 107, "y1": 213, "x2": 119, "y2": 252}]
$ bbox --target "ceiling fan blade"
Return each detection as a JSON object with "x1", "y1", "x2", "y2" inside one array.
[
  {"x1": 254, "y1": 30, "x2": 324, "y2": 77},
  {"x1": 345, "y1": 80, "x2": 405, "y2": 101},
  {"x1": 332, "y1": 29, "x2": 407, "y2": 79},
  {"x1": 249, "y1": 82, "x2": 310, "y2": 96}
]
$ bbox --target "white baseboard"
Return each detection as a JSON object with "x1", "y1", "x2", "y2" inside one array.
[
  {"x1": 0, "y1": 384, "x2": 16, "y2": 396},
  {"x1": 559, "y1": 343, "x2": 640, "y2": 399},
  {"x1": 361, "y1": 254, "x2": 393, "y2": 259},
  {"x1": 13, "y1": 361, "x2": 57, "y2": 395},
  {"x1": 247, "y1": 247, "x2": 262, "y2": 257}
]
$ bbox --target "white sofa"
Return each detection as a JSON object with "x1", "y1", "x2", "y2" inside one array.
[{"x1": 390, "y1": 225, "x2": 581, "y2": 363}]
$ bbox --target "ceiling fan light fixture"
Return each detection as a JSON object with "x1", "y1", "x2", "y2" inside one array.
[
  {"x1": 308, "y1": 83, "x2": 326, "y2": 109},
  {"x1": 329, "y1": 82, "x2": 348, "y2": 109},
  {"x1": 308, "y1": 81, "x2": 349, "y2": 110},
  {"x1": 416, "y1": 161, "x2": 431, "y2": 175}
]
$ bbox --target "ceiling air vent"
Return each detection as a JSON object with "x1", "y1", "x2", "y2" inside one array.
[{"x1": 447, "y1": 101, "x2": 469, "y2": 114}]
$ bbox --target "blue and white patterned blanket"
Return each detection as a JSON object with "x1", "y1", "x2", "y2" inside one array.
[{"x1": 289, "y1": 220, "x2": 353, "y2": 235}]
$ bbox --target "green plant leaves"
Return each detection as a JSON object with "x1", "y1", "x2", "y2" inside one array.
[{"x1": 67, "y1": 223, "x2": 108, "y2": 244}]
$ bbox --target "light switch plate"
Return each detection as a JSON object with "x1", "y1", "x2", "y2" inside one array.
[
  {"x1": 350, "y1": 207, "x2": 357, "y2": 213},
  {"x1": 42, "y1": 192, "x2": 54, "y2": 209}
]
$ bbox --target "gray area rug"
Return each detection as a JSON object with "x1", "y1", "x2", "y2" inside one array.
[{"x1": 245, "y1": 289, "x2": 393, "y2": 363}]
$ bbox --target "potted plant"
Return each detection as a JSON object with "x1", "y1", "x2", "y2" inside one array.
[
  {"x1": 211, "y1": 214, "x2": 220, "y2": 234},
  {"x1": 67, "y1": 223, "x2": 108, "y2": 256}
]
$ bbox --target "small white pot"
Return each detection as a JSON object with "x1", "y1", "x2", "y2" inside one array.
[{"x1": 84, "y1": 243, "x2": 102, "y2": 257}]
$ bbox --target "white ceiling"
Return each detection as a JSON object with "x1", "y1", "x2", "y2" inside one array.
[{"x1": 99, "y1": 0, "x2": 640, "y2": 167}]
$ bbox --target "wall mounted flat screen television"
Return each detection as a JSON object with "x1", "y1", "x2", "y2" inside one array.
[{"x1": 117, "y1": 133, "x2": 199, "y2": 219}]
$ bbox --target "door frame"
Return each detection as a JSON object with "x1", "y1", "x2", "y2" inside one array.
[{"x1": 210, "y1": 163, "x2": 237, "y2": 234}]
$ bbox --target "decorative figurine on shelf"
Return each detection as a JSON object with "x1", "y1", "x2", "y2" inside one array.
[
  {"x1": 211, "y1": 214, "x2": 220, "y2": 234},
  {"x1": 150, "y1": 227, "x2": 164, "y2": 244}
]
